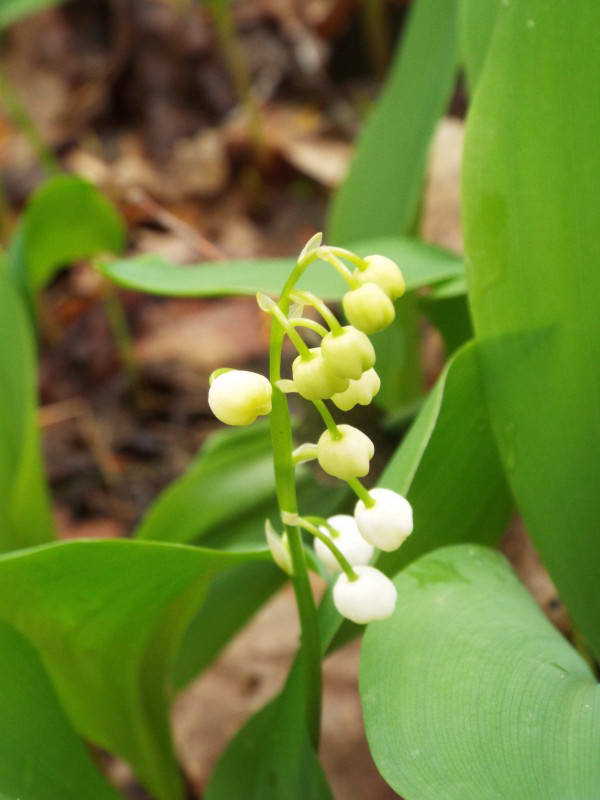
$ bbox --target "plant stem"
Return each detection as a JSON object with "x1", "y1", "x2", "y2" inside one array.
[
  {"x1": 298, "y1": 518, "x2": 358, "y2": 582},
  {"x1": 269, "y1": 281, "x2": 321, "y2": 747},
  {"x1": 294, "y1": 290, "x2": 343, "y2": 334},
  {"x1": 317, "y1": 249, "x2": 359, "y2": 288},
  {"x1": 326, "y1": 246, "x2": 368, "y2": 271},
  {"x1": 290, "y1": 318, "x2": 329, "y2": 338},
  {"x1": 348, "y1": 477, "x2": 375, "y2": 507},
  {"x1": 100, "y1": 281, "x2": 139, "y2": 397},
  {"x1": 268, "y1": 302, "x2": 313, "y2": 359},
  {"x1": 361, "y1": 0, "x2": 391, "y2": 79},
  {"x1": 313, "y1": 399, "x2": 341, "y2": 439}
]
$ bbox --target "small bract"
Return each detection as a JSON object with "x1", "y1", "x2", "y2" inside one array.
[
  {"x1": 332, "y1": 368, "x2": 381, "y2": 412},
  {"x1": 355, "y1": 254, "x2": 406, "y2": 299},
  {"x1": 342, "y1": 283, "x2": 395, "y2": 334},
  {"x1": 317, "y1": 424, "x2": 374, "y2": 481},
  {"x1": 208, "y1": 369, "x2": 272, "y2": 426},
  {"x1": 321, "y1": 325, "x2": 376, "y2": 380},
  {"x1": 333, "y1": 565, "x2": 397, "y2": 624},
  {"x1": 355, "y1": 488, "x2": 413, "y2": 551},
  {"x1": 315, "y1": 514, "x2": 374, "y2": 574},
  {"x1": 292, "y1": 347, "x2": 349, "y2": 401}
]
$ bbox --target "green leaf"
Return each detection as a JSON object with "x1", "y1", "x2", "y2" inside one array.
[
  {"x1": 318, "y1": 340, "x2": 513, "y2": 652},
  {"x1": 0, "y1": 266, "x2": 54, "y2": 551},
  {"x1": 459, "y1": 0, "x2": 500, "y2": 93},
  {"x1": 361, "y1": 544, "x2": 600, "y2": 800},
  {"x1": 102, "y1": 236, "x2": 462, "y2": 301},
  {"x1": 0, "y1": 620, "x2": 120, "y2": 799},
  {"x1": 463, "y1": 1, "x2": 600, "y2": 655},
  {"x1": 206, "y1": 665, "x2": 332, "y2": 800},
  {"x1": 327, "y1": 0, "x2": 460, "y2": 243},
  {"x1": 0, "y1": 0, "x2": 64, "y2": 28},
  {"x1": 10, "y1": 175, "x2": 124, "y2": 292},
  {"x1": 0, "y1": 538, "x2": 267, "y2": 800}
]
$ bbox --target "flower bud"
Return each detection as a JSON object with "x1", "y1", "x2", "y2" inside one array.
[
  {"x1": 354, "y1": 254, "x2": 406, "y2": 299},
  {"x1": 333, "y1": 565, "x2": 397, "y2": 624},
  {"x1": 342, "y1": 283, "x2": 395, "y2": 335},
  {"x1": 292, "y1": 348, "x2": 349, "y2": 401},
  {"x1": 208, "y1": 369, "x2": 272, "y2": 426},
  {"x1": 315, "y1": 514, "x2": 374, "y2": 574},
  {"x1": 317, "y1": 424, "x2": 374, "y2": 481},
  {"x1": 331, "y1": 368, "x2": 380, "y2": 412},
  {"x1": 321, "y1": 326, "x2": 376, "y2": 380},
  {"x1": 354, "y1": 488, "x2": 413, "y2": 551}
]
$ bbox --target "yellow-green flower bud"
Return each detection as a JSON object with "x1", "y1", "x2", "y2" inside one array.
[
  {"x1": 354, "y1": 254, "x2": 406, "y2": 299},
  {"x1": 292, "y1": 348, "x2": 349, "y2": 401},
  {"x1": 342, "y1": 283, "x2": 395, "y2": 335},
  {"x1": 208, "y1": 369, "x2": 272, "y2": 426},
  {"x1": 331, "y1": 368, "x2": 380, "y2": 412},
  {"x1": 317, "y1": 424, "x2": 374, "y2": 481},
  {"x1": 321, "y1": 326, "x2": 376, "y2": 380}
]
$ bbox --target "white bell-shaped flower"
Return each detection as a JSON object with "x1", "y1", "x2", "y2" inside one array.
[
  {"x1": 331, "y1": 368, "x2": 380, "y2": 412},
  {"x1": 354, "y1": 488, "x2": 413, "y2": 551},
  {"x1": 208, "y1": 369, "x2": 272, "y2": 426},
  {"x1": 292, "y1": 348, "x2": 349, "y2": 401},
  {"x1": 317, "y1": 424, "x2": 374, "y2": 481},
  {"x1": 342, "y1": 283, "x2": 395, "y2": 334},
  {"x1": 320, "y1": 326, "x2": 376, "y2": 380},
  {"x1": 354, "y1": 254, "x2": 406, "y2": 300},
  {"x1": 333, "y1": 565, "x2": 397, "y2": 624},
  {"x1": 314, "y1": 514, "x2": 374, "y2": 574}
]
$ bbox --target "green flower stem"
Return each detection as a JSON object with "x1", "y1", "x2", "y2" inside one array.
[
  {"x1": 290, "y1": 318, "x2": 329, "y2": 338},
  {"x1": 269, "y1": 268, "x2": 322, "y2": 747},
  {"x1": 318, "y1": 250, "x2": 360, "y2": 288},
  {"x1": 348, "y1": 477, "x2": 376, "y2": 507},
  {"x1": 313, "y1": 399, "x2": 341, "y2": 440},
  {"x1": 305, "y1": 515, "x2": 340, "y2": 538},
  {"x1": 298, "y1": 518, "x2": 358, "y2": 582},
  {"x1": 268, "y1": 303, "x2": 313, "y2": 359},
  {"x1": 326, "y1": 246, "x2": 369, "y2": 271},
  {"x1": 294, "y1": 290, "x2": 343, "y2": 334}
]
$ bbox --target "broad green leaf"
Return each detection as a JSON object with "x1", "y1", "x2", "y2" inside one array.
[
  {"x1": 135, "y1": 423, "x2": 274, "y2": 544},
  {"x1": 206, "y1": 664, "x2": 332, "y2": 800},
  {"x1": 0, "y1": 0, "x2": 64, "y2": 28},
  {"x1": 0, "y1": 538, "x2": 266, "y2": 800},
  {"x1": 102, "y1": 236, "x2": 462, "y2": 301},
  {"x1": 463, "y1": 1, "x2": 600, "y2": 656},
  {"x1": 10, "y1": 175, "x2": 124, "y2": 292},
  {"x1": 0, "y1": 266, "x2": 54, "y2": 550},
  {"x1": 459, "y1": 0, "x2": 500, "y2": 93},
  {"x1": 361, "y1": 544, "x2": 600, "y2": 800},
  {"x1": 0, "y1": 620, "x2": 119, "y2": 799},
  {"x1": 319, "y1": 340, "x2": 513, "y2": 651},
  {"x1": 327, "y1": 0, "x2": 460, "y2": 243}
]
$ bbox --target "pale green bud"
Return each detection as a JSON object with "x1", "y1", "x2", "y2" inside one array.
[
  {"x1": 342, "y1": 283, "x2": 395, "y2": 334},
  {"x1": 321, "y1": 326, "x2": 376, "y2": 380},
  {"x1": 292, "y1": 348, "x2": 349, "y2": 401},
  {"x1": 354, "y1": 254, "x2": 406, "y2": 299},
  {"x1": 208, "y1": 369, "x2": 272, "y2": 426},
  {"x1": 331, "y1": 368, "x2": 380, "y2": 412},
  {"x1": 317, "y1": 424, "x2": 374, "y2": 481}
]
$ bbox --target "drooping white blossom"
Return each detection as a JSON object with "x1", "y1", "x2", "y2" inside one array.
[{"x1": 333, "y1": 565, "x2": 397, "y2": 624}]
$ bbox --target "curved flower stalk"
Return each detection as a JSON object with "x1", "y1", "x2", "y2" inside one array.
[{"x1": 207, "y1": 233, "x2": 414, "y2": 740}]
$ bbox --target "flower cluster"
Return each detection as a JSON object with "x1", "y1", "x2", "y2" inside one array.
[{"x1": 208, "y1": 236, "x2": 413, "y2": 624}]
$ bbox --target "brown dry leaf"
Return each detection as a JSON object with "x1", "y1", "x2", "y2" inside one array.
[{"x1": 135, "y1": 297, "x2": 266, "y2": 373}]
